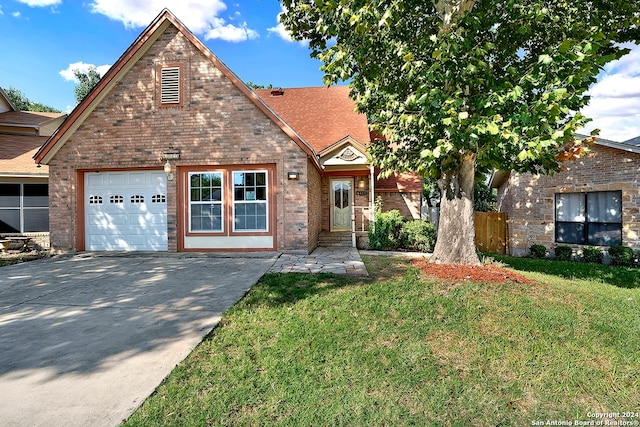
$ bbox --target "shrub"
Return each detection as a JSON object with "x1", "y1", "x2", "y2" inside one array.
[
  {"x1": 529, "y1": 244, "x2": 547, "y2": 259},
  {"x1": 400, "y1": 220, "x2": 437, "y2": 253},
  {"x1": 582, "y1": 246, "x2": 603, "y2": 264},
  {"x1": 608, "y1": 245, "x2": 634, "y2": 267},
  {"x1": 368, "y1": 198, "x2": 405, "y2": 250},
  {"x1": 554, "y1": 245, "x2": 573, "y2": 261}
]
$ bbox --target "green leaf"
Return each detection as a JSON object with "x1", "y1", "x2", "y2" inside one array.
[
  {"x1": 558, "y1": 40, "x2": 572, "y2": 54},
  {"x1": 538, "y1": 54, "x2": 553, "y2": 65},
  {"x1": 486, "y1": 122, "x2": 499, "y2": 135}
]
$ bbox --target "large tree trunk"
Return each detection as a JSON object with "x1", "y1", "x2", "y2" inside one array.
[{"x1": 430, "y1": 152, "x2": 481, "y2": 265}]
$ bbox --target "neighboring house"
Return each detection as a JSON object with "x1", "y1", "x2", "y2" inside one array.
[
  {"x1": 0, "y1": 87, "x2": 65, "y2": 248},
  {"x1": 34, "y1": 9, "x2": 420, "y2": 254},
  {"x1": 491, "y1": 135, "x2": 640, "y2": 257}
]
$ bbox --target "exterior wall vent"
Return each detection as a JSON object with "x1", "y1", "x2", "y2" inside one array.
[{"x1": 161, "y1": 67, "x2": 181, "y2": 104}]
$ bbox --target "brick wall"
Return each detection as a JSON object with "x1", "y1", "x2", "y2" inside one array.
[
  {"x1": 48, "y1": 25, "x2": 312, "y2": 253},
  {"x1": 306, "y1": 159, "x2": 322, "y2": 252},
  {"x1": 374, "y1": 191, "x2": 421, "y2": 219},
  {"x1": 497, "y1": 144, "x2": 640, "y2": 256}
]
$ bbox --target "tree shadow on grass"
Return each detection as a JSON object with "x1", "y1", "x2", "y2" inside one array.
[
  {"x1": 240, "y1": 272, "x2": 360, "y2": 308},
  {"x1": 492, "y1": 255, "x2": 640, "y2": 289},
  {"x1": 239, "y1": 256, "x2": 413, "y2": 309}
]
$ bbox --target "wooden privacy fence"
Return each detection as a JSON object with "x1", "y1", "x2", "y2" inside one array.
[{"x1": 474, "y1": 212, "x2": 507, "y2": 254}]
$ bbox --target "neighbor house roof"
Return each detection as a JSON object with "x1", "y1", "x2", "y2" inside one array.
[
  {"x1": 0, "y1": 134, "x2": 48, "y2": 176},
  {"x1": 623, "y1": 135, "x2": 640, "y2": 146},
  {"x1": 0, "y1": 108, "x2": 63, "y2": 176},
  {"x1": 254, "y1": 87, "x2": 372, "y2": 152},
  {"x1": 34, "y1": 9, "x2": 318, "y2": 169},
  {"x1": 490, "y1": 134, "x2": 640, "y2": 188},
  {"x1": 0, "y1": 110, "x2": 63, "y2": 131}
]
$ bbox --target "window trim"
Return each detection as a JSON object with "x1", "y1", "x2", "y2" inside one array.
[
  {"x1": 231, "y1": 170, "x2": 269, "y2": 233},
  {"x1": 188, "y1": 171, "x2": 225, "y2": 235},
  {"x1": 180, "y1": 165, "x2": 275, "y2": 240},
  {"x1": 0, "y1": 182, "x2": 49, "y2": 233},
  {"x1": 157, "y1": 63, "x2": 184, "y2": 108},
  {"x1": 554, "y1": 191, "x2": 622, "y2": 246}
]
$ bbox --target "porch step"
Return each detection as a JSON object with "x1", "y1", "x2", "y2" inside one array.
[{"x1": 318, "y1": 232, "x2": 353, "y2": 248}]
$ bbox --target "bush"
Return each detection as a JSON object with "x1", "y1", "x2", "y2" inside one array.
[
  {"x1": 582, "y1": 246, "x2": 603, "y2": 264},
  {"x1": 400, "y1": 220, "x2": 437, "y2": 253},
  {"x1": 529, "y1": 244, "x2": 547, "y2": 259},
  {"x1": 554, "y1": 245, "x2": 573, "y2": 261},
  {"x1": 368, "y1": 198, "x2": 405, "y2": 250},
  {"x1": 608, "y1": 245, "x2": 634, "y2": 267}
]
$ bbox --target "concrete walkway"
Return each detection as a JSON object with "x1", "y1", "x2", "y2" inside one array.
[{"x1": 269, "y1": 247, "x2": 369, "y2": 276}]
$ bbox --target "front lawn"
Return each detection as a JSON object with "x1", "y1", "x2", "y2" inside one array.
[{"x1": 124, "y1": 255, "x2": 640, "y2": 426}]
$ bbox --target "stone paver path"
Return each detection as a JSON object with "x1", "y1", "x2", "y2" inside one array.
[{"x1": 269, "y1": 247, "x2": 368, "y2": 276}]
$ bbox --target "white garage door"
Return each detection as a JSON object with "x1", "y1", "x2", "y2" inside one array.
[{"x1": 85, "y1": 171, "x2": 167, "y2": 251}]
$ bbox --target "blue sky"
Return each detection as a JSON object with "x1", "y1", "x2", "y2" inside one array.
[{"x1": 1, "y1": 0, "x2": 639, "y2": 142}]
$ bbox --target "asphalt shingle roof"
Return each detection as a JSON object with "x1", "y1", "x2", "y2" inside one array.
[{"x1": 255, "y1": 86, "x2": 371, "y2": 152}]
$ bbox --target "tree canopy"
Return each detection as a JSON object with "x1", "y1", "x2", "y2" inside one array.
[
  {"x1": 73, "y1": 66, "x2": 102, "y2": 104},
  {"x1": 3, "y1": 86, "x2": 60, "y2": 113},
  {"x1": 281, "y1": 0, "x2": 640, "y2": 264}
]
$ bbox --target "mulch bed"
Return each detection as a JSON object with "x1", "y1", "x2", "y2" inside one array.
[{"x1": 412, "y1": 258, "x2": 536, "y2": 284}]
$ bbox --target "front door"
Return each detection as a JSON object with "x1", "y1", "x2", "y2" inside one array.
[{"x1": 331, "y1": 179, "x2": 352, "y2": 230}]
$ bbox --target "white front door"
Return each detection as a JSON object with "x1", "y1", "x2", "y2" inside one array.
[
  {"x1": 84, "y1": 171, "x2": 168, "y2": 251},
  {"x1": 331, "y1": 179, "x2": 352, "y2": 231}
]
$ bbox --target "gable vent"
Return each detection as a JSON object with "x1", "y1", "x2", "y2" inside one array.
[{"x1": 161, "y1": 67, "x2": 181, "y2": 104}]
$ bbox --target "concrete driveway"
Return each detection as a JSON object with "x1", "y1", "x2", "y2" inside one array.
[{"x1": 0, "y1": 253, "x2": 276, "y2": 427}]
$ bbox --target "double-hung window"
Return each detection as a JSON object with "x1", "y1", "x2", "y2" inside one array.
[
  {"x1": 0, "y1": 183, "x2": 49, "y2": 233},
  {"x1": 233, "y1": 171, "x2": 268, "y2": 231},
  {"x1": 189, "y1": 172, "x2": 223, "y2": 232},
  {"x1": 555, "y1": 191, "x2": 622, "y2": 245}
]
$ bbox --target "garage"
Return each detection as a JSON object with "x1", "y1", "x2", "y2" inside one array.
[{"x1": 84, "y1": 171, "x2": 167, "y2": 251}]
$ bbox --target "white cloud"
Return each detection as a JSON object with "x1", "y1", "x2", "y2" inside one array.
[
  {"x1": 12, "y1": 11, "x2": 21, "y2": 18},
  {"x1": 267, "y1": 22, "x2": 294, "y2": 42},
  {"x1": 579, "y1": 44, "x2": 640, "y2": 141},
  {"x1": 59, "y1": 62, "x2": 111, "y2": 82},
  {"x1": 0, "y1": 6, "x2": 3, "y2": 15},
  {"x1": 267, "y1": 6, "x2": 304, "y2": 44},
  {"x1": 15, "y1": 0, "x2": 61, "y2": 6},
  {"x1": 89, "y1": 0, "x2": 258, "y2": 42},
  {"x1": 204, "y1": 17, "x2": 258, "y2": 42}
]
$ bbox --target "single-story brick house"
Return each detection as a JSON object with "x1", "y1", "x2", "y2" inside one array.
[
  {"x1": 0, "y1": 87, "x2": 65, "y2": 248},
  {"x1": 490, "y1": 135, "x2": 640, "y2": 257},
  {"x1": 33, "y1": 9, "x2": 420, "y2": 254}
]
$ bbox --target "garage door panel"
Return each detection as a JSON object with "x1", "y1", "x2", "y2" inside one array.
[{"x1": 85, "y1": 171, "x2": 167, "y2": 251}]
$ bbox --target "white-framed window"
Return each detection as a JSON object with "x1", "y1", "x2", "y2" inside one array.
[
  {"x1": 189, "y1": 172, "x2": 223, "y2": 232},
  {"x1": 233, "y1": 171, "x2": 268, "y2": 231},
  {"x1": 555, "y1": 191, "x2": 622, "y2": 245},
  {"x1": 0, "y1": 183, "x2": 49, "y2": 233}
]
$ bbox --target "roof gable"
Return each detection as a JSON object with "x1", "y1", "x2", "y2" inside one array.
[
  {"x1": 0, "y1": 87, "x2": 17, "y2": 113},
  {"x1": 34, "y1": 9, "x2": 318, "y2": 168},
  {"x1": 319, "y1": 136, "x2": 369, "y2": 169}
]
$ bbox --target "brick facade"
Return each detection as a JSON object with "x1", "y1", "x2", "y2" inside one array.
[
  {"x1": 496, "y1": 144, "x2": 640, "y2": 256},
  {"x1": 47, "y1": 25, "x2": 313, "y2": 253}
]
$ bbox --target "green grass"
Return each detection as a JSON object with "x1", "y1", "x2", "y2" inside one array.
[{"x1": 123, "y1": 255, "x2": 640, "y2": 426}]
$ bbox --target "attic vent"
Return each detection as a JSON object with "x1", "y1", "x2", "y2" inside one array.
[
  {"x1": 270, "y1": 88, "x2": 284, "y2": 96},
  {"x1": 161, "y1": 66, "x2": 181, "y2": 104}
]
